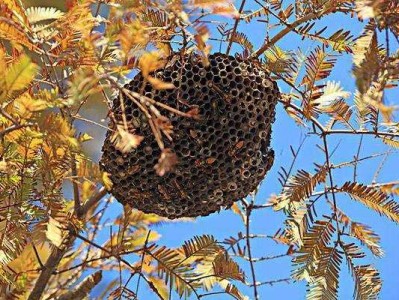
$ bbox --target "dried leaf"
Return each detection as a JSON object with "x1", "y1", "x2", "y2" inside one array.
[
  {"x1": 148, "y1": 76, "x2": 175, "y2": 90},
  {"x1": 275, "y1": 165, "x2": 328, "y2": 210},
  {"x1": 26, "y1": 7, "x2": 65, "y2": 24},
  {"x1": 155, "y1": 148, "x2": 178, "y2": 176},
  {"x1": 111, "y1": 126, "x2": 144, "y2": 153},
  {"x1": 47, "y1": 217, "x2": 67, "y2": 248},
  {"x1": 340, "y1": 182, "x2": 399, "y2": 223}
]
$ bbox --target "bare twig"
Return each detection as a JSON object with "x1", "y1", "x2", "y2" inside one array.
[
  {"x1": 322, "y1": 134, "x2": 341, "y2": 241},
  {"x1": 199, "y1": 291, "x2": 229, "y2": 298},
  {"x1": 226, "y1": 0, "x2": 247, "y2": 55},
  {"x1": 0, "y1": 123, "x2": 32, "y2": 138},
  {"x1": 372, "y1": 149, "x2": 394, "y2": 184},
  {"x1": 249, "y1": 278, "x2": 291, "y2": 287},
  {"x1": 326, "y1": 129, "x2": 399, "y2": 139},
  {"x1": 71, "y1": 155, "x2": 81, "y2": 217},
  {"x1": 75, "y1": 234, "x2": 136, "y2": 270},
  {"x1": 353, "y1": 136, "x2": 363, "y2": 182},
  {"x1": 243, "y1": 197, "x2": 259, "y2": 300},
  {"x1": 233, "y1": 253, "x2": 289, "y2": 263},
  {"x1": 134, "y1": 230, "x2": 152, "y2": 296},
  {"x1": 31, "y1": 241, "x2": 44, "y2": 269},
  {"x1": 253, "y1": 5, "x2": 343, "y2": 57}
]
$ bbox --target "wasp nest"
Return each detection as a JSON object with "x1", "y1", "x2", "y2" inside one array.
[{"x1": 101, "y1": 52, "x2": 279, "y2": 218}]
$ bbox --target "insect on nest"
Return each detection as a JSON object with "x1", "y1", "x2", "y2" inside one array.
[{"x1": 100, "y1": 52, "x2": 280, "y2": 218}]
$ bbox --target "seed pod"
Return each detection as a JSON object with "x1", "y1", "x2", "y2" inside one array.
[{"x1": 100, "y1": 52, "x2": 280, "y2": 219}]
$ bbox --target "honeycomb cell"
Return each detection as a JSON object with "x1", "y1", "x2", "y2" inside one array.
[{"x1": 100, "y1": 52, "x2": 279, "y2": 219}]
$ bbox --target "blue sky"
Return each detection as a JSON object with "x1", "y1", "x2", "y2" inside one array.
[{"x1": 76, "y1": 1, "x2": 399, "y2": 299}]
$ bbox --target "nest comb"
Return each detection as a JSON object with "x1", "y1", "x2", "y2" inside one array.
[{"x1": 100, "y1": 52, "x2": 280, "y2": 218}]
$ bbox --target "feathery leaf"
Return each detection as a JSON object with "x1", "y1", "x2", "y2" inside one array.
[
  {"x1": 340, "y1": 182, "x2": 399, "y2": 223},
  {"x1": 275, "y1": 165, "x2": 328, "y2": 210}
]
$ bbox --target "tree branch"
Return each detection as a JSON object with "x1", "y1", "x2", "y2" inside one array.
[
  {"x1": 253, "y1": 9, "x2": 323, "y2": 57},
  {"x1": 27, "y1": 187, "x2": 107, "y2": 300},
  {"x1": 27, "y1": 238, "x2": 74, "y2": 300}
]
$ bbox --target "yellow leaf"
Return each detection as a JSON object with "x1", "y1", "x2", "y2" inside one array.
[
  {"x1": 1, "y1": 55, "x2": 39, "y2": 102},
  {"x1": 230, "y1": 202, "x2": 245, "y2": 223},
  {"x1": 381, "y1": 137, "x2": 399, "y2": 148},
  {"x1": 119, "y1": 20, "x2": 148, "y2": 56},
  {"x1": 122, "y1": 229, "x2": 160, "y2": 251},
  {"x1": 46, "y1": 217, "x2": 67, "y2": 248},
  {"x1": 79, "y1": 132, "x2": 93, "y2": 142},
  {"x1": 0, "y1": 159, "x2": 7, "y2": 173},
  {"x1": 82, "y1": 180, "x2": 96, "y2": 201},
  {"x1": 14, "y1": 94, "x2": 49, "y2": 115},
  {"x1": 2, "y1": 0, "x2": 28, "y2": 24},
  {"x1": 56, "y1": 147, "x2": 65, "y2": 157},
  {"x1": 27, "y1": 99, "x2": 49, "y2": 112},
  {"x1": 102, "y1": 172, "x2": 113, "y2": 190},
  {"x1": 147, "y1": 276, "x2": 169, "y2": 300},
  {"x1": 148, "y1": 76, "x2": 175, "y2": 90},
  {"x1": 0, "y1": 48, "x2": 6, "y2": 75},
  {"x1": 8, "y1": 243, "x2": 50, "y2": 274},
  {"x1": 139, "y1": 51, "x2": 167, "y2": 78},
  {"x1": 41, "y1": 114, "x2": 78, "y2": 149},
  {"x1": 314, "y1": 81, "x2": 350, "y2": 106}
]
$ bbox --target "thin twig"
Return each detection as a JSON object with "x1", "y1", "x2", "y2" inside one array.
[
  {"x1": 233, "y1": 253, "x2": 289, "y2": 263},
  {"x1": 75, "y1": 234, "x2": 136, "y2": 269},
  {"x1": 199, "y1": 291, "x2": 230, "y2": 298},
  {"x1": 253, "y1": 6, "x2": 339, "y2": 57},
  {"x1": 372, "y1": 149, "x2": 393, "y2": 184},
  {"x1": 226, "y1": 0, "x2": 247, "y2": 55},
  {"x1": 31, "y1": 241, "x2": 44, "y2": 269},
  {"x1": 326, "y1": 129, "x2": 399, "y2": 139},
  {"x1": 134, "y1": 230, "x2": 152, "y2": 296},
  {"x1": 353, "y1": 135, "x2": 363, "y2": 182},
  {"x1": 73, "y1": 115, "x2": 111, "y2": 131},
  {"x1": 249, "y1": 278, "x2": 291, "y2": 287},
  {"x1": 28, "y1": 239, "x2": 75, "y2": 300},
  {"x1": 322, "y1": 134, "x2": 341, "y2": 242},
  {"x1": 0, "y1": 123, "x2": 32, "y2": 138},
  {"x1": 280, "y1": 99, "x2": 325, "y2": 132},
  {"x1": 82, "y1": 187, "x2": 108, "y2": 214},
  {"x1": 71, "y1": 155, "x2": 81, "y2": 217},
  {"x1": 243, "y1": 197, "x2": 259, "y2": 300}
]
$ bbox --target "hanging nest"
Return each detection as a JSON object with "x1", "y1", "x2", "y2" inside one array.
[{"x1": 100, "y1": 52, "x2": 280, "y2": 218}]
